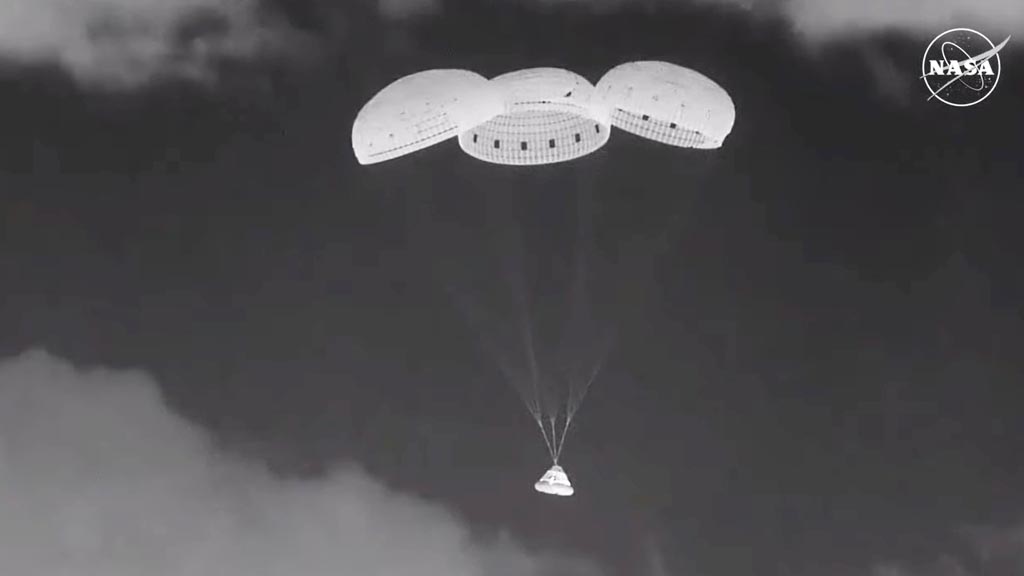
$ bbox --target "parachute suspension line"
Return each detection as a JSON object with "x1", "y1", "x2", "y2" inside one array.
[
  {"x1": 520, "y1": 305, "x2": 545, "y2": 428},
  {"x1": 549, "y1": 416, "x2": 560, "y2": 464},
  {"x1": 499, "y1": 219, "x2": 551, "y2": 462},
  {"x1": 521, "y1": 308, "x2": 552, "y2": 462},
  {"x1": 520, "y1": 326, "x2": 551, "y2": 462},
  {"x1": 536, "y1": 418, "x2": 556, "y2": 462},
  {"x1": 444, "y1": 279, "x2": 550, "y2": 453},
  {"x1": 553, "y1": 408, "x2": 574, "y2": 462},
  {"x1": 553, "y1": 351, "x2": 607, "y2": 461},
  {"x1": 557, "y1": 186, "x2": 599, "y2": 462},
  {"x1": 566, "y1": 353, "x2": 606, "y2": 418},
  {"x1": 525, "y1": 325, "x2": 552, "y2": 461}
]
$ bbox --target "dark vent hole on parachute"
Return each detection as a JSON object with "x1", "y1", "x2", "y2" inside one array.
[
  {"x1": 564, "y1": 91, "x2": 572, "y2": 97},
  {"x1": 642, "y1": 114, "x2": 650, "y2": 121},
  {"x1": 472, "y1": 134, "x2": 478, "y2": 143},
  {"x1": 521, "y1": 141, "x2": 528, "y2": 151},
  {"x1": 494, "y1": 140, "x2": 500, "y2": 149},
  {"x1": 670, "y1": 123, "x2": 677, "y2": 129},
  {"x1": 549, "y1": 139, "x2": 556, "y2": 148},
  {"x1": 574, "y1": 133, "x2": 581, "y2": 143}
]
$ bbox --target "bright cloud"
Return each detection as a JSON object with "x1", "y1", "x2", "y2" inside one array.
[
  {"x1": 0, "y1": 349, "x2": 598, "y2": 576},
  {"x1": 0, "y1": 0, "x2": 290, "y2": 88}
]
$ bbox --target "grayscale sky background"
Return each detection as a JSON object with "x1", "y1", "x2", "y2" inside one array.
[{"x1": 0, "y1": 1, "x2": 1022, "y2": 575}]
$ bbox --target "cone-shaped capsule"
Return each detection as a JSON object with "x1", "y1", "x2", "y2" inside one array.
[{"x1": 534, "y1": 464, "x2": 574, "y2": 496}]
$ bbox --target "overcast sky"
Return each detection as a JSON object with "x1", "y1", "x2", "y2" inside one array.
[{"x1": 0, "y1": 1, "x2": 1023, "y2": 576}]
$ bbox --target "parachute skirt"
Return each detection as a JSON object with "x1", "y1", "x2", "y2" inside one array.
[{"x1": 534, "y1": 464, "x2": 574, "y2": 496}]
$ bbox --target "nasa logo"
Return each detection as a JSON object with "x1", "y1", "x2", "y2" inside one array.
[{"x1": 921, "y1": 28, "x2": 1010, "y2": 107}]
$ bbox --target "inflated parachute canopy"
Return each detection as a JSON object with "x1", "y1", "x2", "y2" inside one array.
[
  {"x1": 594, "y1": 61, "x2": 735, "y2": 149},
  {"x1": 458, "y1": 68, "x2": 611, "y2": 166},
  {"x1": 352, "y1": 69, "x2": 504, "y2": 165}
]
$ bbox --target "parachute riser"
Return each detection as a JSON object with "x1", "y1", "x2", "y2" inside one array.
[{"x1": 536, "y1": 400, "x2": 577, "y2": 464}]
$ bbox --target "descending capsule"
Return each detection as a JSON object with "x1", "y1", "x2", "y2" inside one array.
[{"x1": 534, "y1": 464, "x2": 574, "y2": 496}]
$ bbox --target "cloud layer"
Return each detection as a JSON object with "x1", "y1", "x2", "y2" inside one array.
[
  {"x1": 766, "y1": 0, "x2": 1022, "y2": 41},
  {"x1": 0, "y1": 350, "x2": 593, "y2": 576},
  {"x1": 374, "y1": 0, "x2": 1023, "y2": 41},
  {"x1": 4, "y1": 0, "x2": 1014, "y2": 87},
  {"x1": 596, "y1": 0, "x2": 1023, "y2": 39},
  {"x1": 0, "y1": 0, "x2": 288, "y2": 88}
]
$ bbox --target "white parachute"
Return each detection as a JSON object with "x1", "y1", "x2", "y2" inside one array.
[
  {"x1": 351, "y1": 69, "x2": 503, "y2": 165},
  {"x1": 352, "y1": 61, "x2": 735, "y2": 166},
  {"x1": 458, "y1": 68, "x2": 611, "y2": 166},
  {"x1": 593, "y1": 61, "x2": 736, "y2": 149}
]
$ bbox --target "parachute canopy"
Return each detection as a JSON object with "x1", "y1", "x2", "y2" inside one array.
[
  {"x1": 351, "y1": 61, "x2": 735, "y2": 165},
  {"x1": 534, "y1": 464, "x2": 574, "y2": 496},
  {"x1": 351, "y1": 69, "x2": 503, "y2": 165},
  {"x1": 594, "y1": 61, "x2": 736, "y2": 149},
  {"x1": 458, "y1": 68, "x2": 611, "y2": 166}
]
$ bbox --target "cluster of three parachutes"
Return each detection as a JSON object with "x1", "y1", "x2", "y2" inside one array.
[
  {"x1": 351, "y1": 61, "x2": 736, "y2": 496},
  {"x1": 352, "y1": 61, "x2": 736, "y2": 166}
]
